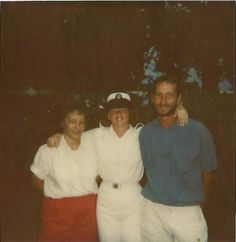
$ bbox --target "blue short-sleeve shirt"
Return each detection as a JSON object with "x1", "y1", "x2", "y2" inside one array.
[{"x1": 139, "y1": 118, "x2": 217, "y2": 206}]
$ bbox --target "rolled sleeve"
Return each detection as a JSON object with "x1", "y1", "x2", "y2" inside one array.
[{"x1": 30, "y1": 145, "x2": 49, "y2": 180}]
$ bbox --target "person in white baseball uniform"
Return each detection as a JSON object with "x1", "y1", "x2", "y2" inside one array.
[{"x1": 31, "y1": 103, "x2": 99, "y2": 242}]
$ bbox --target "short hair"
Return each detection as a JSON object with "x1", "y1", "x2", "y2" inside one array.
[
  {"x1": 151, "y1": 73, "x2": 182, "y2": 95},
  {"x1": 58, "y1": 101, "x2": 86, "y2": 123}
]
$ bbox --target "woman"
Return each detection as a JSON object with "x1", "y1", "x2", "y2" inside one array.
[
  {"x1": 90, "y1": 92, "x2": 144, "y2": 242},
  {"x1": 30, "y1": 103, "x2": 99, "y2": 242}
]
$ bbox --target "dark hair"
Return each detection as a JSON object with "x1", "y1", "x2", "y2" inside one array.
[
  {"x1": 151, "y1": 73, "x2": 182, "y2": 95},
  {"x1": 58, "y1": 101, "x2": 86, "y2": 123}
]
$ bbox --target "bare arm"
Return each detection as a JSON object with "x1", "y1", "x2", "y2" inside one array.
[
  {"x1": 201, "y1": 170, "x2": 218, "y2": 209},
  {"x1": 31, "y1": 174, "x2": 44, "y2": 194},
  {"x1": 139, "y1": 171, "x2": 147, "y2": 187}
]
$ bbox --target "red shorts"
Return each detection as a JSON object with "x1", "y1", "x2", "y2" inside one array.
[{"x1": 39, "y1": 194, "x2": 98, "y2": 242}]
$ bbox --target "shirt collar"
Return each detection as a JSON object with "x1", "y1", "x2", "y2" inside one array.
[
  {"x1": 155, "y1": 118, "x2": 178, "y2": 130},
  {"x1": 109, "y1": 124, "x2": 133, "y2": 139},
  {"x1": 60, "y1": 135, "x2": 80, "y2": 154}
]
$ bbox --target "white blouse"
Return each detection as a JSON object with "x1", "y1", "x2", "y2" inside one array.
[
  {"x1": 83, "y1": 125, "x2": 144, "y2": 184},
  {"x1": 30, "y1": 135, "x2": 98, "y2": 199}
]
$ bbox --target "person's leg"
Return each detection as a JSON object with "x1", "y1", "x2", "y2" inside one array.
[
  {"x1": 97, "y1": 205, "x2": 121, "y2": 242},
  {"x1": 141, "y1": 198, "x2": 173, "y2": 242},
  {"x1": 170, "y1": 206, "x2": 208, "y2": 242},
  {"x1": 120, "y1": 205, "x2": 142, "y2": 242},
  {"x1": 71, "y1": 195, "x2": 99, "y2": 242}
]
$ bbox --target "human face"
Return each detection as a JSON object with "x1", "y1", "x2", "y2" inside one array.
[
  {"x1": 108, "y1": 108, "x2": 130, "y2": 129},
  {"x1": 151, "y1": 81, "x2": 181, "y2": 117},
  {"x1": 62, "y1": 111, "x2": 86, "y2": 141}
]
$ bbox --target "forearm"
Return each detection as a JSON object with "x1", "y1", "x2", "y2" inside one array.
[
  {"x1": 31, "y1": 174, "x2": 44, "y2": 194},
  {"x1": 201, "y1": 170, "x2": 217, "y2": 209}
]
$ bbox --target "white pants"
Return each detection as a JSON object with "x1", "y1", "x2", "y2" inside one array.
[
  {"x1": 97, "y1": 182, "x2": 143, "y2": 242},
  {"x1": 141, "y1": 198, "x2": 208, "y2": 242}
]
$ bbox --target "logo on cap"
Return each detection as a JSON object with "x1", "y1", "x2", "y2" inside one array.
[{"x1": 115, "y1": 93, "x2": 122, "y2": 99}]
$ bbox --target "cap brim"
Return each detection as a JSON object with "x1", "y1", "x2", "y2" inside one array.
[{"x1": 106, "y1": 99, "x2": 131, "y2": 111}]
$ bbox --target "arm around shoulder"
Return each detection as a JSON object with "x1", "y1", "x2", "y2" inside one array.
[{"x1": 46, "y1": 133, "x2": 62, "y2": 147}]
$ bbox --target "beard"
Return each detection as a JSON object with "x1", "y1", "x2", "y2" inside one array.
[{"x1": 156, "y1": 104, "x2": 178, "y2": 117}]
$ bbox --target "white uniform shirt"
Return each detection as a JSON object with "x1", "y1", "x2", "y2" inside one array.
[
  {"x1": 83, "y1": 125, "x2": 144, "y2": 184},
  {"x1": 30, "y1": 135, "x2": 98, "y2": 199}
]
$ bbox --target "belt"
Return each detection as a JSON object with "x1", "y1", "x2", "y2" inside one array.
[
  {"x1": 103, "y1": 181, "x2": 137, "y2": 189},
  {"x1": 112, "y1": 183, "x2": 121, "y2": 189}
]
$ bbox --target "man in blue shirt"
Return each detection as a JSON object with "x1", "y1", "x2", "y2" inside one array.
[{"x1": 139, "y1": 74, "x2": 217, "y2": 242}]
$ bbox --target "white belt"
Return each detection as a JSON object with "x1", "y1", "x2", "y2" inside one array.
[{"x1": 102, "y1": 181, "x2": 138, "y2": 189}]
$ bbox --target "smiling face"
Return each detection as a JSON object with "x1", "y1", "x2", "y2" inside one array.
[
  {"x1": 151, "y1": 81, "x2": 181, "y2": 117},
  {"x1": 61, "y1": 111, "x2": 86, "y2": 141},
  {"x1": 108, "y1": 108, "x2": 130, "y2": 129}
]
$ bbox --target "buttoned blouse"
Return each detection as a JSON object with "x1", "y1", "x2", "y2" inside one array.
[
  {"x1": 83, "y1": 125, "x2": 144, "y2": 184},
  {"x1": 30, "y1": 135, "x2": 98, "y2": 199}
]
